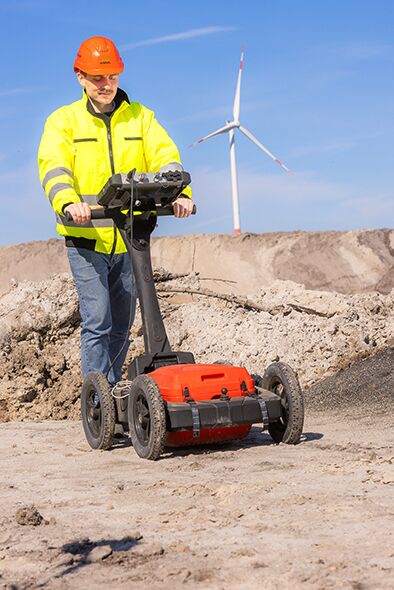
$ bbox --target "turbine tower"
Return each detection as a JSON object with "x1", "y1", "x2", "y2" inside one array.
[{"x1": 191, "y1": 50, "x2": 290, "y2": 234}]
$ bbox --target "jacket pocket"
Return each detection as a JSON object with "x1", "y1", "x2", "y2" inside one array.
[{"x1": 73, "y1": 138, "x2": 98, "y2": 143}]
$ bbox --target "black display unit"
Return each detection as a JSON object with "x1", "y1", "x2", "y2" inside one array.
[{"x1": 97, "y1": 170, "x2": 192, "y2": 214}]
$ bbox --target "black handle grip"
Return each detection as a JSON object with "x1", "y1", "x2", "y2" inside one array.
[
  {"x1": 90, "y1": 208, "x2": 108, "y2": 219},
  {"x1": 64, "y1": 208, "x2": 108, "y2": 221},
  {"x1": 157, "y1": 203, "x2": 197, "y2": 216}
]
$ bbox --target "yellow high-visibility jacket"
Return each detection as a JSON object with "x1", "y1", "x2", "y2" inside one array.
[{"x1": 38, "y1": 88, "x2": 192, "y2": 254}]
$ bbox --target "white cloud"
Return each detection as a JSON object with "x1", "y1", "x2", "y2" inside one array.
[
  {"x1": 0, "y1": 162, "x2": 42, "y2": 205},
  {"x1": 169, "y1": 104, "x2": 231, "y2": 126},
  {"x1": 169, "y1": 98, "x2": 277, "y2": 126},
  {"x1": 289, "y1": 127, "x2": 394, "y2": 159},
  {"x1": 120, "y1": 26, "x2": 235, "y2": 50},
  {"x1": 0, "y1": 87, "x2": 44, "y2": 98},
  {"x1": 2, "y1": 162, "x2": 391, "y2": 244},
  {"x1": 333, "y1": 42, "x2": 393, "y2": 61},
  {"x1": 306, "y1": 41, "x2": 393, "y2": 64},
  {"x1": 289, "y1": 140, "x2": 357, "y2": 159},
  {"x1": 188, "y1": 165, "x2": 394, "y2": 231},
  {"x1": 193, "y1": 166, "x2": 357, "y2": 205},
  {"x1": 0, "y1": 161, "x2": 55, "y2": 246},
  {"x1": 338, "y1": 194, "x2": 394, "y2": 223},
  {"x1": 0, "y1": 162, "x2": 35, "y2": 182}
]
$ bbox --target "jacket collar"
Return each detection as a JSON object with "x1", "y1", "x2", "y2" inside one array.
[{"x1": 83, "y1": 88, "x2": 130, "y2": 118}]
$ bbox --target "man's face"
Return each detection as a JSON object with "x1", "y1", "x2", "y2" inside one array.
[{"x1": 77, "y1": 71, "x2": 119, "y2": 108}]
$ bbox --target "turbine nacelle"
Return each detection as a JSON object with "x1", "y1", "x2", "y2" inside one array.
[
  {"x1": 226, "y1": 120, "x2": 240, "y2": 128},
  {"x1": 225, "y1": 120, "x2": 239, "y2": 129}
]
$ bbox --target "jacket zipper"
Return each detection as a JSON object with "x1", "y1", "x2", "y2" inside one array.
[{"x1": 105, "y1": 118, "x2": 117, "y2": 255}]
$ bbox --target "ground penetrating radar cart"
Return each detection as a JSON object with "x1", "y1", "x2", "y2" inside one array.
[{"x1": 71, "y1": 170, "x2": 304, "y2": 460}]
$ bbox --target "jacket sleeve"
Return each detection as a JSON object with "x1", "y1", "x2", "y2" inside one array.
[
  {"x1": 141, "y1": 106, "x2": 192, "y2": 199},
  {"x1": 37, "y1": 110, "x2": 81, "y2": 215}
]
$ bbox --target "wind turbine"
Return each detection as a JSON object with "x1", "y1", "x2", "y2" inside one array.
[{"x1": 191, "y1": 50, "x2": 290, "y2": 234}]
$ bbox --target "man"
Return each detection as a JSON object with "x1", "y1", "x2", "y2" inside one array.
[{"x1": 38, "y1": 36, "x2": 193, "y2": 385}]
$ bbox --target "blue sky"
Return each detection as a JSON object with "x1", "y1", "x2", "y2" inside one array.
[{"x1": 1, "y1": 0, "x2": 393, "y2": 245}]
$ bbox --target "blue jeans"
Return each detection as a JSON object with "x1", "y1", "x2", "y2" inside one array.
[{"x1": 67, "y1": 247, "x2": 137, "y2": 384}]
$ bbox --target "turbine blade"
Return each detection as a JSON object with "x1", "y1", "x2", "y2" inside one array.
[
  {"x1": 233, "y1": 49, "x2": 244, "y2": 122},
  {"x1": 239, "y1": 126, "x2": 290, "y2": 172},
  {"x1": 189, "y1": 124, "x2": 232, "y2": 148}
]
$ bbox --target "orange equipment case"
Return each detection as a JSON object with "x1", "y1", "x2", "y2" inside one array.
[{"x1": 150, "y1": 363, "x2": 259, "y2": 446}]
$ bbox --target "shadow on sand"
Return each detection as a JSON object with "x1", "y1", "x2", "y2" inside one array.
[
  {"x1": 102, "y1": 426, "x2": 323, "y2": 460},
  {"x1": 56, "y1": 535, "x2": 142, "y2": 578},
  {"x1": 161, "y1": 426, "x2": 323, "y2": 459}
]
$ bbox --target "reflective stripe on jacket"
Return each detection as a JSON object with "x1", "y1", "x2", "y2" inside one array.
[{"x1": 38, "y1": 88, "x2": 192, "y2": 254}]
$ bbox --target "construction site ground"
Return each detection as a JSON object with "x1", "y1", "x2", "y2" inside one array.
[{"x1": 0, "y1": 231, "x2": 393, "y2": 589}]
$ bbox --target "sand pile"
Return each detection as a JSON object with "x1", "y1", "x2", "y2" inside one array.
[
  {"x1": 0, "y1": 269, "x2": 393, "y2": 422},
  {"x1": 1, "y1": 229, "x2": 393, "y2": 297}
]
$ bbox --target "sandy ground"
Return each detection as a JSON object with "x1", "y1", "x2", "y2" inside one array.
[{"x1": 0, "y1": 411, "x2": 393, "y2": 590}]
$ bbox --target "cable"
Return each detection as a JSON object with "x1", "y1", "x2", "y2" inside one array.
[{"x1": 111, "y1": 380, "x2": 134, "y2": 399}]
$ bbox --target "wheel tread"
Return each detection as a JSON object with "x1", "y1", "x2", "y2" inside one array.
[
  {"x1": 81, "y1": 371, "x2": 115, "y2": 450},
  {"x1": 128, "y1": 375, "x2": 166, "y2": 460},
  {"x1": 262, "y1": 362, "x2": 304, "y2": 444}
]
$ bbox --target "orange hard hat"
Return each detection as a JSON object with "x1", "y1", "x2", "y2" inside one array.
[{"x1": 74, "y1": 36, "x2": 124, "y2": 75}]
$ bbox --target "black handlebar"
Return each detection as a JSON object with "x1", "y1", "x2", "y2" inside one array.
[{"x1": 64, "y1": 203, "x2": 196, "y2": 222}]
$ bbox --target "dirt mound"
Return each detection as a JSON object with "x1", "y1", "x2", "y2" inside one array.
[
  {"x1": 0, "y1": 238, "x2": 68, "y2": 296},
  {"x1": 1, "y1": 270, "x2": 393, "y2": 422},
  {"x1": 1, "y1": 229, "x2": 393, "y2": 298},
  {"x1": 154, "y1": 228, "x2": 394, "y2": 296},
  {"x1": 0, "y1": 275, "x2": 81, "y2": 421},
  {"x1": 15, "y1": 505, "x2": 46, "y2": 527},
  {"x1": 376, "y1": 265, "x2": 394, "y2": 293}
]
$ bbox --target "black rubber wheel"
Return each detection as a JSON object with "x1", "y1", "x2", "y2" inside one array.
[
  {"x1": 128, "y1": 375, "x2": 166, "y2": 461},
  {"x1": 81, "y1": 371, "x2": 116, "y2": 450},
  {"x1": 262, "y1": 362, "x2": 304, "y2": 444}
]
